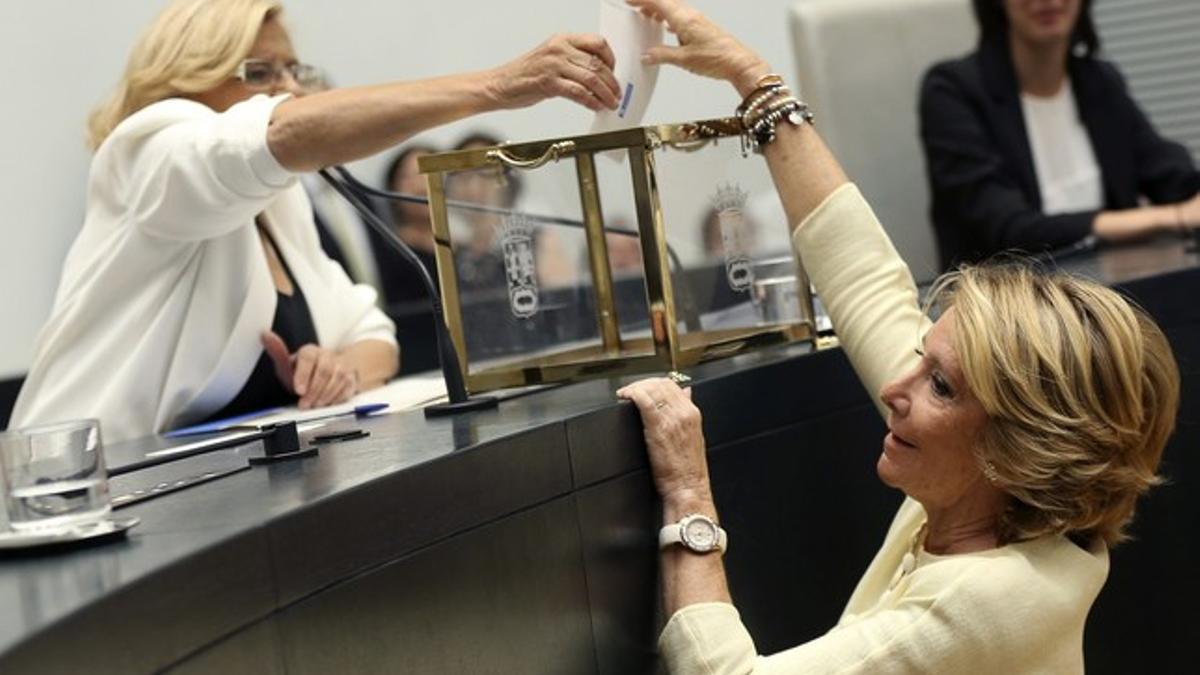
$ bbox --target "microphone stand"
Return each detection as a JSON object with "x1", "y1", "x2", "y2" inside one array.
[{"x1": 318, "y1": 168, "x2": 497, "y2": 418}]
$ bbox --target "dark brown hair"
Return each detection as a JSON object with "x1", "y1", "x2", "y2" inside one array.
[{"x1": 972, "y1": 0, "x2": 1101, "y2": 58}]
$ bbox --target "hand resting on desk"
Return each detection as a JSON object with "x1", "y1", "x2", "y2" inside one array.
[{"x1": 262, "y1": 331, "x2": 357, "y2": 410}]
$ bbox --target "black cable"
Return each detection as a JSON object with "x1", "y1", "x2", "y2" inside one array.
[
  {"x1": 1030, "y1": 235, "x2": 1100, "y2": 267},
  {"x1": 333, "y1": 166, "x2": 624, "y2": 234},
  {"x1": 318, "y1": 168, "x2": 472, "y2": 406}
]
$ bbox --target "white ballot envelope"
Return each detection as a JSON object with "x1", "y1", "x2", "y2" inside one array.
[{"x1": 591, "y1": 0, "x2": 664, "y2": 134}]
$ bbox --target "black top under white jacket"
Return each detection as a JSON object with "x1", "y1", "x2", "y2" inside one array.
[{"x1": 920, "y1": 38, "x2": 1200, "y2": 269}]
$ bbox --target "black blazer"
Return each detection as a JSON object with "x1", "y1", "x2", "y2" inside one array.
[{"x1": 920, "y1": 38, "x2": 1200, "y2": 269}]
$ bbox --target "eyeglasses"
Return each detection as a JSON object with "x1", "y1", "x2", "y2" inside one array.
[{"x1": 235, "y1": 59, "x2": 323, "y2": 90}]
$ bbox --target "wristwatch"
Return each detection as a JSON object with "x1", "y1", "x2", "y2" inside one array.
[{"x1": 659, "y1": 514, "x2": 727, "y2": 555}]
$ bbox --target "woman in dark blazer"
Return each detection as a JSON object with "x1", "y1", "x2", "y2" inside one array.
[{"x1": 920, "y1": 0, "x2": 1200, "y2": 269}]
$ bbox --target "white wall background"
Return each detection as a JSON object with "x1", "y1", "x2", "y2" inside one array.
[{"x1": 0, "y1": 0, "x2": 806, "y2": 379}]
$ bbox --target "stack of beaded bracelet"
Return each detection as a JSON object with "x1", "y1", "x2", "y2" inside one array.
[{"x1": 735, "y1": 73, "x2": 814, "y2": 154}]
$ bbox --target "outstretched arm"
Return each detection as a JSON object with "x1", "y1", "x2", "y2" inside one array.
[{"x1": 268, "y1": 34, "x2": 622, "y2": 171}]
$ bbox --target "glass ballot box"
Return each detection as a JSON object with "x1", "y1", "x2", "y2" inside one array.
[{"x1": 417, "y1": 118, "x2": 816, "y2": 393}]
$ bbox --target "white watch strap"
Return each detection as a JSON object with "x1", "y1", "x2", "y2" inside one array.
[{"x1": 658, "y1": 517, "x2": 728, "y2": 554}]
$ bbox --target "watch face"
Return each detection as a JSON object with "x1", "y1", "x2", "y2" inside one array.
[{"x1": 682, "y1": 517, "x2": 718, "y2": 551}]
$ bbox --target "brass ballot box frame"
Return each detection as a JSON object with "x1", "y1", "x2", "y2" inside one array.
[{"x1": 418, "y1": 118, "x2": 816, "y2": 393}]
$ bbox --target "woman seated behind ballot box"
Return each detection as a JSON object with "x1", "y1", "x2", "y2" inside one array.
[
  {"x1": 11, "y1": 0, "x2": 622, "y2": 442},
  {"x1": 617, "y1": 1, "x2": 1179, "y2": 672},
  {"x1": 920, "y1": 0, "x2": 1200, "y2": 269}
]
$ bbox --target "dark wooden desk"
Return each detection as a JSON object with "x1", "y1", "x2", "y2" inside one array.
[{"x1": 1, "y1": 237, "x2": 1196, "y2": 674}]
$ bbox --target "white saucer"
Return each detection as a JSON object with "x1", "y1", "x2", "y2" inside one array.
[{"x1": 0, "y1": 515, "x2": 140, "y2": 551}]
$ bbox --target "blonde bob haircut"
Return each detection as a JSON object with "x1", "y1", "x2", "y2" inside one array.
[
  {"x1": 930, "y1": 263, "x2": 1179, "y2": 547},
  {"x1": 87, "y1": 0, "x2": 282, "y2": 151}
]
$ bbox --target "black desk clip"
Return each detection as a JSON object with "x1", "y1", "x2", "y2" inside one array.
[
  {"x1": 248, "y1": 422, "x2": 318, "y2": 465},
  {"x1": 312, "y1": 429, "x2": 369, "y2": 444}
]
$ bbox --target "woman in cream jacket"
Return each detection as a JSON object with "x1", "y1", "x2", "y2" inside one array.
[{"x1": 618, "y1": 1, "x2": 1179, "y2": 672}]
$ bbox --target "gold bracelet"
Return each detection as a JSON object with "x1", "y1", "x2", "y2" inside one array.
[
  {"x1": 744, "y1": 73, "x2": 785, "y2": 97},
  {"x1": 736, "y1": 73, "x2": 785, "y2": 112}
]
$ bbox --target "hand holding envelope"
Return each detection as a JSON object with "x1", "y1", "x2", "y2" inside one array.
[{"x1": 590, "y1": 0, "x2": 665, "y2": 133}]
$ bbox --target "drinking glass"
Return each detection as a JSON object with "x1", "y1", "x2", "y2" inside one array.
[
  {"x1": 0, "y1": 419, "x2": 111, "y2": 532},
  {"x1": 753, "y1": 276, "x2": 803, "y2": 325}
]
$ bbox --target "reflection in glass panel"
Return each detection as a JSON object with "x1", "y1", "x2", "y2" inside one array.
[
  {"x1": 593, "y1": 150, "x2": 654, "y2": 355},
  {"x1": 443, "y1": 160, "x2": 602, "y2": 372},
  {"x1": 653, "y1": 136, "x2": 802, "y2": 339}
]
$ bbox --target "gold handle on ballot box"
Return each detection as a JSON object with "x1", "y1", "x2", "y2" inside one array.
[{"x1": 486, "y1": 141, "x2": 577, "y2": 170}]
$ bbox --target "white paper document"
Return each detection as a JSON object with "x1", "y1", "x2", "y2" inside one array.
[
  {"x1": 590, "y1": 0, "x2": 664, "y2": 134},
  {"x1": 251, "y1": 373, "x2": 448, "y2": 428}
]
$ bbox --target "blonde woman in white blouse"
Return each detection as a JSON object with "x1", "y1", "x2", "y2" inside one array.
[
  {"x1": 13, "y1": 0, "x2": 622, "y2": 442},
  {"x1": 617, "y1": 1, "x2": 1179, "y2": 672}
]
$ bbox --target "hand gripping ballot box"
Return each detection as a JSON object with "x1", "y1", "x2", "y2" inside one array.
[{"x1": 417, "y1": 118, "x2": 817, "y2": 393}]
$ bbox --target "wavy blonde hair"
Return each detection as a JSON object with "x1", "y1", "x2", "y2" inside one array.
[
  {"x1": 87, "y1": 0, "x2": 281, "y2": 150},
  {"x1": 931, "y1": 263, "x2": 1179, "y2": 547}
]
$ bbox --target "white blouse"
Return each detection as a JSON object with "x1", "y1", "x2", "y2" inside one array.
[
  {"x1": 12, "y1": 95, "x2": 395, "y2": 443},
  {"x1": 1020, "y1": 82, "x2": 1104, "y2": 215}
]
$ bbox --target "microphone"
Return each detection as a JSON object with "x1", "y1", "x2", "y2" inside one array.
[{"x1": 318, "y1": 168, "x2": 497, "y2": 418}]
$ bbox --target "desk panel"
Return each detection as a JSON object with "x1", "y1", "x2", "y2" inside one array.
[
  {"x1": 276, "y1": 496, "x2": 596, "y2": 675},
  {"x1": 573, "y1": 471, "x2": 660, "y2": 675},
  {"x1": 0, "y1": 528, "x2": 273, "y2": 675},
  {"x1": 268, "y1": 424, "x2": 573, "y2": 607}
]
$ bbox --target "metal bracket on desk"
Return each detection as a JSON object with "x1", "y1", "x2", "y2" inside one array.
[{"x1": 248, "y1": 422, "x2": 318, "y2": 465}]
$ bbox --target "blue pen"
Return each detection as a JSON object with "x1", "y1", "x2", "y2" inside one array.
[
  {"x1": 164, "y1": 407, "x2": 285, "y2": 438},
  {"x1": 293, "y1": 403, "x2": 389, "y2": 427}
]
